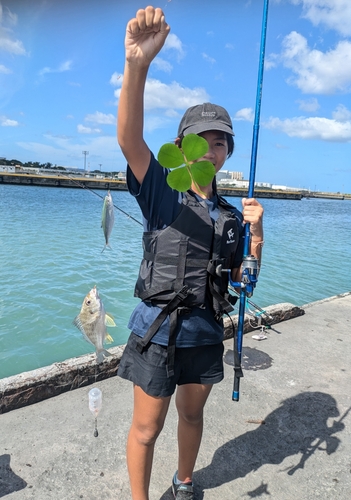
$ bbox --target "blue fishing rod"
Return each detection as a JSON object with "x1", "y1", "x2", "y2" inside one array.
[{"x1": 229, "y1": 0, "x2": 270, "y2": 401}]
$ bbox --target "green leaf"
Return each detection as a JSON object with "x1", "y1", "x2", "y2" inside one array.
[
  {"x1": 190, "y1": 161, "x2": 216, "y2": 187},
  {"x1": 157, "y1": 143, "x2": 184, "y2": 169},
  {"x1": 166, "y1": 167, "x2": 192, "y2": 192},
  {"x1": 182, "y1": 134, "x2": 209, "y2": 162}
]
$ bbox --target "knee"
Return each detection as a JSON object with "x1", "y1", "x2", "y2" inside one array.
[
  {"x1": 131, "y1": 421, "x2": 164, "y2": 447},
  {"x1": 178, "y1": 408, "x2": 204, "y2": 426}
]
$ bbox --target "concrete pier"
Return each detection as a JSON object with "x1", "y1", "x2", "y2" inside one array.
[{"x1": 0, "y1": 293, "x2": 350, "y2": 499}]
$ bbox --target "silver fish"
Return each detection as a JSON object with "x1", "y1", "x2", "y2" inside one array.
[
  {"x1": 101, "y1": 191, "x2": 115, "y2": 252},
  {"x1": 73, "y1": 286, "x2": 116, "y2": 363}
]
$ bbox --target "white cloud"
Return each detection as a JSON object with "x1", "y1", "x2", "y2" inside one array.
[
  {"x1": 296, "y1": 97, "x2": 320, "y2": 112},
  {"x1": 265, "y1": 52, "x2": 279, "y2": 70},
  {"x1": 85, "y1": 112, "x2": 115, "y2": 125},
  {"x1": 0, "y1": 63, "x2": 12, "y2": 74},
  {"x1": 164, "y1": 108, "x2": 180, "y2": 118},
  {"x1": 113, "y1": 78, "x2": 209, "y2": 133},
  {"x1": 280, "y1": 32, "x2": 351, "y2": 93},
  {"x1": 202, "y1": 53, "x2": 216, "y2": 65},
  {"x1": 144, "y1": 79, "x2": 209, "y2": 110},
  {"x1": 110, "y1": 72, "x2": 123, "y2": 86},
  {"x1": 332, "y1": 104, "x2": 351, "y2": 122},
  {"x1": 0, "y1": 3, "x2": 26, "y2": 55},
  {"x1": 114, "y1": 78, "x2": 209, "y2": 112},
  {"x1": 290, "y1": 0, "x2": 351, "y2": 36},
  {"x1": 264, "y1": 115, "x2": 351, "y2": 142},
  {"x1": 144, "y1": 115, "x2": 171, "y2": 133},
  {"x1": 58, "y1": 61, "x2": 72, "y2": 72},
  {"x1": 152, "y1": 57, "x2": 173, "y2": 73},
  {"x1": 234, "y1": 108, "x2": 254, "y2": 121},
  {"x1": 163, "y1": 33, "x2": 184, "y2": 60},
  {"x1": 0, "y1": 3, "x2": 18, "y2": 26},
  {"x1": 38, "y1": 60, "x2": 73, "y2": 76},
  {"x1": 16, "y1": 134, "x2": 124, "y2": 171},
  {"x1": 0, "y1": 115, "x2": 18, "y2": 126},
  {"x1": 77, "y1": 124, "x2": 101, "y2": 134},
  {"x1": 0, "y1": 29, "x2": 26, "y2": 55}
]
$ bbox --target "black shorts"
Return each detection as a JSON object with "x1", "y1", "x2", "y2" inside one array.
[{"x1": 117, "y1": 332, "x2": 224, "y2": 398}]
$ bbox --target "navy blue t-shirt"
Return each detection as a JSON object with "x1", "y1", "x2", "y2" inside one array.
[{"x1": 127, "y1": 152, "x2": 244, "y2": 347}]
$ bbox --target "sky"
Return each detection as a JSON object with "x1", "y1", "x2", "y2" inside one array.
[{"x1": 0, "y1": 0, "x2": 351, "y2": 193}]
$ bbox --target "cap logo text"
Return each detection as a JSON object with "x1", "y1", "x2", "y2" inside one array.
[{"x1": 202, "y1": 112, "x2": 216, "y2": 117}]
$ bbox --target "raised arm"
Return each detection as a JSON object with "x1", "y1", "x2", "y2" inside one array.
[{"x1": 117, "y1": 6, "x2": 170, "y2": 184}]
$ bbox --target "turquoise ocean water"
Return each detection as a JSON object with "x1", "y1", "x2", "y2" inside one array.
[{"x1": 1, "y1": 184, "x2": 350, "y2": 379}]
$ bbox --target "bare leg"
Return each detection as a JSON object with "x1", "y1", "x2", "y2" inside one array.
[
  {"x1": 127, "y1": 384, "x2": 171, "y2": 500},
  {"x1": 175, "y1": 383, "x2": 213, "y2": 483}
]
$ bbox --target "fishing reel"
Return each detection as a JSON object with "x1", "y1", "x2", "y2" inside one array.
[{"x1": 217, "y1": 254, "x2": 259, "y2": 298}]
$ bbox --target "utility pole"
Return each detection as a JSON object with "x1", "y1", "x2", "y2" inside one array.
[
  {"x1": 99, "y1": 163, "x2": 102, "y2": 171},
  {"x1": 82, "y1": 150, "x2": 89, "y2": 171}
]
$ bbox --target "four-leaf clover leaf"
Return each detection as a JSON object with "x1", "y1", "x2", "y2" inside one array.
[{"x1": 157, "y1": 134, "x2": 216, "y2": 192}]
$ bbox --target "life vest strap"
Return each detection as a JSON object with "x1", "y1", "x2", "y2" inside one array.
[{"x1": 135, "y1": 285, "x2": 190, "y2": 377}]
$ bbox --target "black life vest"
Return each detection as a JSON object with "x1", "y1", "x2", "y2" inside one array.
[
  {"x1": 135, "y1": 191, "x2": 242, "y2": 315},
  {"x1": 134, "y1": 191, "x2": 242, "y2": 376}
]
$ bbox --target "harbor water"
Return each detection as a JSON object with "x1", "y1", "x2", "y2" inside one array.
[{"x1": 1, "y1": 184, "x2": 350, "y2": 379}]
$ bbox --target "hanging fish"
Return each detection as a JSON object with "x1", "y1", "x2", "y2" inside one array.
[
  {"x1": 73, "y1": 286, "x2": 116, "y2": 363},
  {"x1": 101, "y1": 191, "x2": 115, "y2": 252}
]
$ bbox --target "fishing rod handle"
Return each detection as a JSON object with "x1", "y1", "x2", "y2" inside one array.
[{"x1": 232, "y1": 376, "x2": 240, "y2": 401}]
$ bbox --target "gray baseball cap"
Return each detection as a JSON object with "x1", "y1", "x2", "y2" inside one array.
[{"x1": 177, "y1": 102, "x2": 234, "y2": 137}]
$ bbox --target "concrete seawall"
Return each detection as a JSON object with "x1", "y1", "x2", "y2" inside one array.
[
  {"x1": 0, "y1": 173, "x2": 304, "y2": 199},
  {"x1": 0, "y1": 302, "x2": 305, "y2": 415},
  {"x1": 1, "y1": 292, "x2": 350, "y2": 499}
]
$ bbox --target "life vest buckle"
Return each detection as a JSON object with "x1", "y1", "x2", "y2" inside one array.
[{"x1": 176, "y1": 285, "x2": 190, "y2": 302}]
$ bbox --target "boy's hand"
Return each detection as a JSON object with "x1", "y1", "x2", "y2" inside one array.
[
  {"x1": 125, "y1": 6, "x2": 170, "y2": 67},
  {"x1": 241, "y1": 198, "x2": 264, "y2": 238}
]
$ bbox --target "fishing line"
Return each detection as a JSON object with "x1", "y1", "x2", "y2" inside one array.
[
  {"x1": 18, "y1": 166, "x2": 142, "y2": 225},
  {"x1": 56, "y1": 172, "x2": 143, "y2": 226}
]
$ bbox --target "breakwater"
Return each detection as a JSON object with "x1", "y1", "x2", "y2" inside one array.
[
  {"x1": 0, "y1": 302, "x2": 304, "y2": 414},
  {"x1": 0, "y1": 172, "x2": 128, "y2": 192},
  {"x1": 1, "y1": 171, "x2": 349, "y2": 200},
  {"x1": 0, "y1": 172, "x2": 303, "y2": 199}
]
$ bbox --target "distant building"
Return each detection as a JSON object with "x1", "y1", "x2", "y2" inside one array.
[
  {"x1": 216, "y1": 170, "x2": 244, "y2": 181},
  {"x1": 217, "y1": 178, "x2": 249, "y2": 188},
  {"x1": 18, "y1": 166, "x2": 40, "y2": 174},
  {"x1": 62, "y1": 167, "x2": 85, "y2": 173},
  {"x1": 232, "y1": 171, "x2": 244, "y2": 180},
  {"x1": 117, "y1": 171, "x2": 126, "y2": 181},
  {"x1": 0, "y1": 164, "x2": 16, "y2": 173},
  {"x1": 255, "y1": 181, "x2": 272, "y2": 189}
]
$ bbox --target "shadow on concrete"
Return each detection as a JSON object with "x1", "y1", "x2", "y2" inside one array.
[
  {"x1": 160, "y1": 391, "x2": 348, "y2": 500},
  {"x1": 0, "y1": 454, "x2": 27, "y2": 497}
]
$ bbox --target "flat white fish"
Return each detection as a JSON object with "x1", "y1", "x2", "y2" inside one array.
[
  {"x1": 73, "y1": 286, "x2": 116, "y2": 363},
  {"x1": 101, "y1": 191, "x2": 115, "y2": 252}
]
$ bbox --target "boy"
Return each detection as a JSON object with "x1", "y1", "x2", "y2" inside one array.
[{"x1": 117, "y1": 6, "x2": 264, "y2": 500}]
